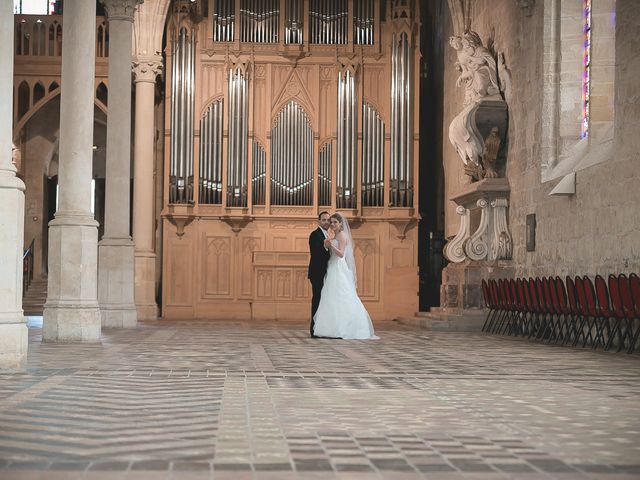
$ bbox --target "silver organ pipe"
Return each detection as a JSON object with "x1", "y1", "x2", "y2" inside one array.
[
  {"x1": 362, "y1": 103, "x2": 384, "y2": 207},
  {"x1": 285, "y1": 0, "x2": 303, "y2": 44},
  {"x1": 390, "y1": 31, "x2": 413, "y2": 207},
  {"x1": 310, "y1": 0, "x2": 347, "y2": 44},
  {"x1": 354, "y1": 0, "x2": 374, "y2": 45},
  {"x1": 337, "y1": 70, "x2": 356, "y2": 209},
  {"x1": 199, "y1": 99, "x2": 224, "y2": 204},
  {"x1": 318, "y1": 142, "x2": 332, "y2": 206},
  {"x1": 270, "y1": 101, "x2": 313, "y2": 206},
  {"x1": 241, "y1": 0, "x2": 279, "y2": 43},
  {"x1": 252, "y1": 141, "x2": 266, "y2": 205},
  {"x1": 214, "y1": 0, "x2": 235, "y2": 42},
  {"x1": 169, "y1": 27, "x2": 195, "y2": 204},
  {"x1": 227, "y1": 67, "x2": 248, "y2": 207}
]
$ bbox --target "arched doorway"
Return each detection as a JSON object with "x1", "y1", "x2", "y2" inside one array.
[{"x1": 15, "y1": 94, "x2": 108, "y2": 280}]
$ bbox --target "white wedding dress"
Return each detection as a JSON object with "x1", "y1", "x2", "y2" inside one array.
[{"x1": 313, "y1": 238, "x2": 378, "y2": 340}]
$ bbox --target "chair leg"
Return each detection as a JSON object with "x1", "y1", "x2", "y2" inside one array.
[
  {"x1": 605, "y1": 318, "x2": 622, "y2": 351},
  {"x1": 627, "y1": 318, "x2": 640, "y2": 354}
]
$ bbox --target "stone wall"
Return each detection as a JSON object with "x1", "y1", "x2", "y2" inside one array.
[{"x1": 441, "y1": 0, "x2": 640, "y2": 277}]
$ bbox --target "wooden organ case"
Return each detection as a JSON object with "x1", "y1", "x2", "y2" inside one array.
[{"x1": 162, "y1": 0, "x2": 420, "y2": 320}]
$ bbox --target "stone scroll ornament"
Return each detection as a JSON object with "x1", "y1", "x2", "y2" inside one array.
[{"x1": 448, "y1": 30, "x2": 511, "y2": 182}]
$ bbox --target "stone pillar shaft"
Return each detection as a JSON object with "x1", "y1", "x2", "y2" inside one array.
[
  {"x1": 104, "y1": 15, "x2": 133, "y2": 236},
  {"x1": 43, "y1": 0, "x2": 101, "y2": 342},
  {"x1": 0, "y1": 0, "x2": 28, "y2": 369},
  {"x1": 98, "y1": 0, "x2": 141, "y2": 328},
  {"x1": 132, "y1": 57, "x2": 161, "y2": 319}
]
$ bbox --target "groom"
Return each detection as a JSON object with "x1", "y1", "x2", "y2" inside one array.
[{"x1": 307, "y1": 211, "x2": 331, "y2": 337}]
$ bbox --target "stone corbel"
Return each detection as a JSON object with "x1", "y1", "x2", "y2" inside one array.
[
  {"x1": 443, "y1": 206, "x2": 469, "y2": 263},
  {"x1": 166, "y1": 214, "x2": 194, "y2": 238},
  {"x1": 491, "y1": 198, "x2": 512, "y2": 260},
  {"x1": 389, "y1": 218, "x2": 417, "y2": 240},
  {"x1": 221, "y1": 216, "x2": 254, "y2": 234},
  {"x1": 464, "y1": 198, "x2": 490, "y2": 261}
]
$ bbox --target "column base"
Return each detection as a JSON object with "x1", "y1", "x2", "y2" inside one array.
[
  {"x1": 101, "y1": 304, "x2": 138, "y2": 328},
  {"x1": 42, "y1": 304, "x2": 101, "y2": 342},
  {"x1": 43, "y1": 214, "x2": 101, "y2": 342},
  {"x1": 0, "y1": 321, "x2": 28, "y2": 370},
  {"x1": 135, "y1": 250, "x2": 158, "y2": 320},
  {"x1": 99, "y1": 237, "x2": 138, "y2": 328},
  {"x1": 137, "y1": 304, "x2": 159, "y2": 320}
]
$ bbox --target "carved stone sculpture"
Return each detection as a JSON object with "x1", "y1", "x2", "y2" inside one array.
[
  {"x1": 448, "y1": 30, "x2": 509, "y2": 183},
  {"x1": 450, "y1": 31, "x2": 501, "y2": 106},
  {"x1": 482, "y1": 127, "x2": 501, "y2": 178}
]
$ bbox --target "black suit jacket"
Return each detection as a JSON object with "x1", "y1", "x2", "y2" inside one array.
[{"x1": 308, "y1": 227, "x2": 330, "y2": 281}]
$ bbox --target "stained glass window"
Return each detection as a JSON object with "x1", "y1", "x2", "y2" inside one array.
[{"x1": 582, "y1": 0, "x2": 592, "y2": 138}]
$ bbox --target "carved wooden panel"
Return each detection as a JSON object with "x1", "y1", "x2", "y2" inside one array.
[
  {"x1": 355, "y1": 237, "x2": 378, "y2": 299},
  {"x1": 203, "y1": 235, "x2": 232, "y2": 297},
  {"x1": 275, "y1": 269, "x2": 292, "y2": 299},
  {"x1": 167, "y1": 240, "x2": 193, "y2": 306},
  {"x1": 256, "y1": 269, "x2": 273, "y2": 298},
  {"x1": 273, "y1": 235, "x2": 290, "y2": 251},
  {"x1": 392, "y1": 244, "x2": 414, "y2": 268},
  {"x1": 240, "y1": 236, "x2": 261, "y2": 298},
  {"x1": 294, "y1": 237, "x2": 308, "y2": 251},
  {"x1": 201, "y1": 63, "x2": 224, "y2": 107},
  {"x1": 293, "y1": 269, "x2": 310, "y2": 299}
]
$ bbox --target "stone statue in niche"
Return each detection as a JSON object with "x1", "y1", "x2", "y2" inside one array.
[
  {"x1": 451, "y1": 31, "x2": 501, "y2": 106},
  {"x1": 448, "y1": 30, "x2": 509, "y2": 182},
  {"x1": 482, "y1": 127, "x2": 501, "y2": 178}
]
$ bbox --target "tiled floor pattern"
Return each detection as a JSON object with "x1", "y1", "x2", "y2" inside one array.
[{"x1": 0, "y1": 319, "x2": 639, "y2": 479}]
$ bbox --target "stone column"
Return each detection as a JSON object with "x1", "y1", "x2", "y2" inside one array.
[
  {"x1": 43, "y1": 0, "x2": 101, "y2": 342},
  {"x1": 132, "y1": 56, "x2": 162, "y2": 319},
  {"x1": 98, "y1": 0, "x2": 142, "y2": 328},
  {"x1": 0, "y1": 1, "x2": 28, "y2": 369}
]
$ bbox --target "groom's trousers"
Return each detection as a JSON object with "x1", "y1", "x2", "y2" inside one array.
[{"x1": 310, "y1": 277, "x2": 324, "y2": 336}]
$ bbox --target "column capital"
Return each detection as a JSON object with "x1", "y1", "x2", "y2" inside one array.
[
  {"x1": 132, "y1": 55, "x2": 163, "y2": 83},
  {"x1": 101, "y1": 0, "x2": 143, "y2": 23}
]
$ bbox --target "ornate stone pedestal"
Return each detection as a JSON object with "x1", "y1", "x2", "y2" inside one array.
[{"x1": 441, "y1": 178, "x2": 513, "y2": 313}]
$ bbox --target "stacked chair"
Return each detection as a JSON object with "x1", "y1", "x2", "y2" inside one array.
[{"x1": 481, "y1": 274, "x2": 640, "y2": 353}]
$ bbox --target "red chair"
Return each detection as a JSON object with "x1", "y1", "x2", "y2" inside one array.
[
  {"x1": 619, "y1": 274, "x2": 638, "y2": 354},
  {"x1": 565, "y1": 276, "x2": 580, "y2": 345},
  {"x1": 540, "y1": 277, "x2": 558, "y2": 342},
  {"x1": 572, "y1": 276, "x2": 591, "y2": 347},
  {"x1": 501, "y1": 279, "x2": 520, "y2": 336},
  {"x1": 494, "y1": 279, "x2": 509, "y2": 334},
  {"x1": 554, "y1": 277, "x2": 572, "y2": 344},
  {"x1": 628, "y1": 273, "x2": 640, "y2": 352},
  {"x1": 522, "y1": 278, "x2": 534, "y2": 337},
  {"x1": 534, "y1": 277, "x2": 547, "y2": 339},
  {"x1": 606, "y1": 274, "x2": 628, "y2": 352},
  {"x1": 594, "y1": 275, "x2": 613, "y2": 350},
  {"x1": 527, "y1": 278, "x2": 541, "y2": 338},
  {"x1": 582, "y1": 276, "x2": 604, "y2": 348},
  {"x1": 629, "y1": 273, "x2": 640, "y2": 316},
  {"x1": 481, "y1": 279, "x2": 497, "y2": 332}
]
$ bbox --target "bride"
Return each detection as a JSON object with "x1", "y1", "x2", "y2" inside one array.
[{"x1": 313, "y1": 213, "x2": 378, "y2": 340}]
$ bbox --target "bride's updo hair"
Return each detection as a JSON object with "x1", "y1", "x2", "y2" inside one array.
[{"x1": 330, "y1": 213, "x2": 344, "y2": 230}]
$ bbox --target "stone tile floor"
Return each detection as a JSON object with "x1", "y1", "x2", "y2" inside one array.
[{"x1": 0, "y1": 318, "x2": 639, "y2": 479}]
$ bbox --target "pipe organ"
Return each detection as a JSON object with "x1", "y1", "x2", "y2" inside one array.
[
  {"x1": 169, "y1": 25, "x2": 196, "y2": 204},
  {"x1": 270, "y1": 101, "x2": 314, "y2": 206},
  {"x1": 336, "y1": 69, "x2": 357, "y2": 208},
  {"x1": 162, "y1": 0, "x2": 420, "y2": 321},
  {"x1": 198, "y1": 98, "x2": 224, "y2": 204},
  {"x1": 227, "y1": 66, "x2": 249, "y2": 207},
  {"x1": 390, "y1": 31, "x2": 413, "y2": 207}
]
